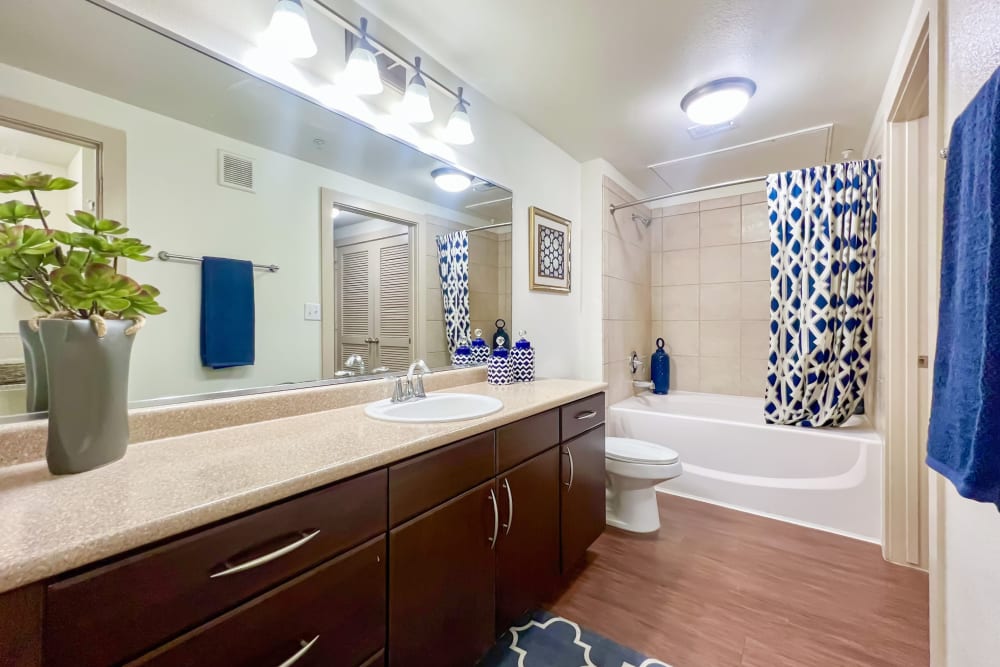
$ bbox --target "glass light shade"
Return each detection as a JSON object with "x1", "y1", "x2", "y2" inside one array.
[
  {"x1": 341, "y1": 45, "x2": 383, "y2": 96},
  {"x1": 260, "y1": 0, "x2": 317, "y2": 60},
  {"x1": 681, "y1": 78, "x2": 756, "y2": 125},
  {"x1": 444, "y1": 104, "x2": 474, "y2": 145},
  {"x1": 401, "y1": 76, "x2": 434, "y2": 123},
  {"x1": 432, "y1": 168, "x2": 472, "y2": 192}
]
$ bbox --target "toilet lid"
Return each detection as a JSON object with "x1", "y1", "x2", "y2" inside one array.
[{"x1": 606, "y1": 437, "x2": 679, "y2": 464}]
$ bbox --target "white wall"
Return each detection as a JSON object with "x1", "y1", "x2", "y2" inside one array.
[{"x1": 940, "y1": 0, "x2": 1000, "y2": 663}]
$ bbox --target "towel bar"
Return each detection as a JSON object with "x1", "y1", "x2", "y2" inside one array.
[{"x1": 157, "y1": 251, "x2": 279, "y2": 272}]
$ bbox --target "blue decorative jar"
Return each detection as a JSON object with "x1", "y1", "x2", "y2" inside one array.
[
  {"x1": 651, "y1": 337, "x2": 670, "y2": 395},
  {"x1": 470, "y1": 328, "x2": 491, "y2": 365},
  {"x1": 510, "y1": 330, "x2": 535, "y2": 382},
  {"x1": 451, "y1": 337, "x2": 473, "y2": 367},
  {"x1": 487, "y1": 337, "x2": 513, "y2": 385}
]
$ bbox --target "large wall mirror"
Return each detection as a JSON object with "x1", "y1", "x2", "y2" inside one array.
[{"x1": 0, "y1": 0, "x2": 512, "y2": 420}]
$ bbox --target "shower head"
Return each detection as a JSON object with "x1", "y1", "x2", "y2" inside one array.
[{"x1": 632, "y1": 213, "x2": 652, "y2": 227}]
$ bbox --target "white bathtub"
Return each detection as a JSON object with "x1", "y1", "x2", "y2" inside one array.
[{"x1": 609, "y1": 391, "x2": 883, "y2": 542}]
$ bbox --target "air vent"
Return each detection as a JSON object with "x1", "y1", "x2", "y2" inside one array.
[
  {"x1": 218, "y1": 150, "x2": 255, "y2": 193},
  {"x1": 687, "y1": 121, "x2": 736, "y2": 140}
]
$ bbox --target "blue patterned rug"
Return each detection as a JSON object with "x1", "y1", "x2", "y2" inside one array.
[{"x1": 479, "y1": 610, "x2": 671, "y2": 667}]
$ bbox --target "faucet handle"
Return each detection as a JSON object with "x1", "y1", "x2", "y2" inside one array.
[
  {"x1": 412, "y1": 374, "x2": 426, "y2": 398},
  {"x1": 391, "y1": 376, "x2": 410, "y2": 403}
]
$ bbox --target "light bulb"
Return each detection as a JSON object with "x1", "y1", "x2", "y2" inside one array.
[
  {"x1": 340, "y1": 18, "x2": 383, "y2": 96},
  {"x1": 681, "y1": 77, "x2": 756, "y2": 125},
  {"x1": 401, "y1": 57, "x2": 433, "y2": 123},
  {"x1": 443, "y1": 87, "x2": 474, "y2": 145},
  {"x1": 432, "y1": 168, "x2": 472, "y2": 192},
  {"x1": 260, "y1": 0, "x2": 317, "y2": 60},
  {"x1": 330, "y1": 206, "x2": 341, "y2": 219}
]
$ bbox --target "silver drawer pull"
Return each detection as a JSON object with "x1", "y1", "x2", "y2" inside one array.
[
  {"x1": 563, "y1": 447, "x2": 575, "y2": 491},
  {"x1": 575, "y1": 410, "x2": 598, "y2": 420},
  {"x1": 502, "y1": 478, "x2": 514, "y2": 535},
  {"x1": 488, "y1": 488, "x2": 499, "y2": 549},
  {"x1": 210, "y1": 530, "x2": 321, "y2": 579},
  {"x1": 277, "y1": 635, "x2": 320, "y2": 667}
]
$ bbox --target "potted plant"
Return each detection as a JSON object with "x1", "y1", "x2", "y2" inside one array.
[{"x1": 0, "y1": 172, "x2": 165, "y2": 474}]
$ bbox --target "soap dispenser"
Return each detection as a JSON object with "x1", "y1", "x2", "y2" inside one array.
[
  {"x1": 510, "y1": 329, "x2": 535, "y2": 382},
  {"x1": 492, "y1": 319, "x2": 511, "y2": 350},
  {"x1": 470, "y1": 328, "x2": 491, "y2": 365},
  {"x1": 651, "y1": 337, "x2": 670, "y2": 395},
  {"x1": 487, "y1": 336, "x2": 513, "y2": 385},
  {"x1": 451, "y1": 336, "x2": 473, "y2": 367}
]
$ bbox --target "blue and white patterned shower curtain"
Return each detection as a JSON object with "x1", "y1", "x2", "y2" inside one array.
[
  {"x1": 436, "y1": 231, "x2": 471, "y2": 355},
  {"x1": 764, "y1": 159, "x2": 880, "y2": 427}
]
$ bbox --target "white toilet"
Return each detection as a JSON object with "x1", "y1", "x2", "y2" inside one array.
[{"x1": 605, "y1": 437, "x2": 683, "y2": 533}]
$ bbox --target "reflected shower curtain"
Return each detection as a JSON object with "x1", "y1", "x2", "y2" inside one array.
[
  {"x1": 436, "y1": 230, "x2": 470, "y2": 355},
  {"x1": 764, "y1": 159, "x2": 880, "y2": 427}
]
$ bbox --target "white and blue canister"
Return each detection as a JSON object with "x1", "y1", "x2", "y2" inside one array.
[
  {"x1": 451, "y1": 337, "x2": 473, "y2": 367},
  {"x1": 487, "y1": 336, "x2": 513, "y2": 385},
  {"x1": 470, "y1": 328, "x2": 491, "y2": 365},
  {"x1": 510, "y1": 329, "x2": 535, "y2": 382}
]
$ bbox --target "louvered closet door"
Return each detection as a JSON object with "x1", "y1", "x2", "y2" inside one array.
[
  {"x1": 375, "y1": 239, "x2": 412, "y2": 371},
  {"x1": 337, "y1": 245, "x2": 373, "y2": 368}
]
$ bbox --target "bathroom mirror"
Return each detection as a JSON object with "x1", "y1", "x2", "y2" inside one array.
[{"x1": 0, "y1": 0, "x2": 512, "y2": 420}]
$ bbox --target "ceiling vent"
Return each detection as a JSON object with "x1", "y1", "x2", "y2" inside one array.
[
  {"x1": 687, "y1": 121, "x2": 736, "y2": 140},
  {"x1": 218, "y1": 150, "x2": 255, "y2": 193}
]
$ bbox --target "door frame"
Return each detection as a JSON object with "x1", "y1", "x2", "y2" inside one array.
[{"x1": 319, "y1": 188, "x2": 421, "y2": 378}]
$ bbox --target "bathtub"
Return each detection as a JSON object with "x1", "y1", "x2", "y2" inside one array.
[{"x1": 608, "y1": 391, "x2": 883, "y2": 542}]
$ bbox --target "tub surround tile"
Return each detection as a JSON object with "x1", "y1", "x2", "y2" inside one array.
[
  {"x1": 663, "y1": 285, "x2": 700, "y2": 321},
  {"x1": 0, "y1": 378, "x2": 607, "y2": 594},
  {"x1": 661, "y1": 321, "x2": 700, "y2": 356},
  {"x1": 699, "y1": 246, "x2": 741, "y2": 284},
  {"x1": 741, "y1": 322, "x2": 771, "y2": 360},
  {"x1": 662, "y1": 213, "x2": 700, "y2": 250},
  {"x1": 663, "y1": 249, "x2": 700, "y2": 286},
  {"x1": 741, "y1": 281, "x2": 772, "y2": 321},
  {"x1": 741, "y1": 242, "x2": 771, "y2": 282},
  {"x1": 700, "y1": 321, "x2": 742, "y2": 358},
  {"x1": 657, "y1": 201, "x2": 699, "y2": 217},
  {"x1": 651, "y1": 286, "x2": 663, "y2": 321},
  {"x1": 741, "y1": 358, "x2": 768, "y2": 397},
  {"x1": 700, "y1": 195, "x2": 743, "y2": 211},
  {"x1": 699, "y1": 207, "x2": 742, "y2": 247},
  {"x1": 700, "y1": 283, "x2": 741, "y2": 321},
  {"x1": 741, "y1": 189, "x2": 768, "y2": 205},
  {"x1": 700, "y1": 357, "x2": 742, "y2": 395},
  {"x1": 669, "y1": 355, "x2": 700, "y2": 391},
  {"x1": 649, "y1": 218, "x2": 663, "y2": 253},
  {"x1": 741, "y1": 203, "x2": 770, "y2": 243}
]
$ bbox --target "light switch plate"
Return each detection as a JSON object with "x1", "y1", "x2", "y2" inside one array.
[{"x1": 304, "y1": 302, "x2": 321, "y2": 321}]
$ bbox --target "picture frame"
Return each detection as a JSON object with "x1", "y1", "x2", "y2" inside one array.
[{"x1": 528, "y1": 206, "x2": 572, "y2": 293}]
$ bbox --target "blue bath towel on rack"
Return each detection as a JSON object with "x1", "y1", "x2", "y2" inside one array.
[
  {"x1": 200, "y1": 256, "x2": 255, "y2": 369},
  {"x1": 927, "y1": 65, "x2": 1000, "y2": 507}
]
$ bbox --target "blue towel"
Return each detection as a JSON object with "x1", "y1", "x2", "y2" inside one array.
[
  {"x1": 927, "y1": 65, "x2": 1000, "y2": 507},
  {"x1": 200, "y1": 256, "x2": 255, "y2": 369}
]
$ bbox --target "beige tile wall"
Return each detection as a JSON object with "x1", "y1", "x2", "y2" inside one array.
[
  {"x1": 650, "y1": 190, "x2": 771, "y2": 396},
  {"x1": 602, "y1": 176, "x2": 652, "y2": 405}
]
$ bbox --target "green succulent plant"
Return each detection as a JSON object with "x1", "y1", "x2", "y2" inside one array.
[{"x1": 0, "y1": 172, "x2": 165, "y2": 320}]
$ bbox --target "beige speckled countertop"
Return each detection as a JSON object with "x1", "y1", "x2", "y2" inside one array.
[{"x1": 0, "y1": 378, "x2": 605, "y2": 594}]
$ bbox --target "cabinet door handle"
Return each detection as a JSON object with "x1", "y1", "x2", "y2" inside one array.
[
  {"x1": 488, "y1": 488, "x2": 499, "y2": 549},
  {"x1": 575, "y1": 410, "x2": 598, "y2": 420},
  {"x1": 501, "y1": 478, "x2": 514, "y2": 535},
  {"x1": 210, "y1": 530, "x2": 321, "y2": 579},
  {"x1": 277, "y1": 635, "x2": 320, "y2": 667},
  {"x1": 562, "y1": 447, "x2": 575, "y2": 491}
]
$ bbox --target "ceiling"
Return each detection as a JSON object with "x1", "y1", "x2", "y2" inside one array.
[{"x1": 353, "y1": 0, "x2": 915, "y2": 192}]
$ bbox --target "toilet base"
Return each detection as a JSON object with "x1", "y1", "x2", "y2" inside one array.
[{"x1": 606, "y1": 479, "x2": 666, "y2": 534}]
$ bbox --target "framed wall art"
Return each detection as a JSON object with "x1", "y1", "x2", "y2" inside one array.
[{"x1": 528, "y1": 206, "x2": 571, "y2": 293}]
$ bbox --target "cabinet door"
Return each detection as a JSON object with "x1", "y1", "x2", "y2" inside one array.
[
  {"x1": 560, "y1": 424, "x2": 606, "y2": 572},
  {"x1": 388, "y1": 480, "x2": 497, "y2": 667},
  {"x1": 495, "y1": 446, "x2": 560, "y2": 634}
]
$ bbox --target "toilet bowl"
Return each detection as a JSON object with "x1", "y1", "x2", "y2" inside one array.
[{"x1": 605, "y1": 437, "x2": 682, "y2": 533}]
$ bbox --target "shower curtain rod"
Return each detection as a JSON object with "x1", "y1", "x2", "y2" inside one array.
[
  {"x1": 467, "y1": 222, "x2": 512, "y2": 232},
  {"x1": 609, "y1": 156, "x2": 883, "y2": 214}
]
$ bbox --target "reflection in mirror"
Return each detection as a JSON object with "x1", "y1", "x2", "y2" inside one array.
[{"x1": 0, "y1": 0, "x2": 512, "y2": 420}]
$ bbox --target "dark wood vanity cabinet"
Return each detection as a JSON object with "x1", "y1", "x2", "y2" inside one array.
[{"x1": 3, "y1": 392, "x2": 607, "y2": 667}]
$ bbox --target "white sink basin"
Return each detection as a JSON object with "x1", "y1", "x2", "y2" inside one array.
[{"x1": 364, "y1": 393, "x2": 503, "y2": 423}]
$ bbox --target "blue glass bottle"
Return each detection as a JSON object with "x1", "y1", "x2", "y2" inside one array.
[{"x1": 651, "y1": 337, "x2": 670, "y2": 395}]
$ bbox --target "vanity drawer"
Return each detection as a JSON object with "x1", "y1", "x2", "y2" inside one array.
[
  {"x1": 130, "y1": 536, "x2": 386, "y2": 667},
  {"x1": 560, "y1": 393, "x2": 606, "y2": 442},
  {"x1": 44, "y1": 469, "x2": 387, "y2": 667},
  {"x1": 496, "y1": 409, "x2": 560, "y2": 472},
  {"x1": 389, "y1": 432, "x2": 495, "y2": 526}
]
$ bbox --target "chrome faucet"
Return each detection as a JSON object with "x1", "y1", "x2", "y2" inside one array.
[
  {"x1": 391, "y1": 359, "x2": 430, "y2": 403},
  {"x1": 344, "y1": 354, "x2": 366, "y2": 376}
]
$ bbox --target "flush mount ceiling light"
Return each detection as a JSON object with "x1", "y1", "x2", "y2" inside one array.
[
  {"x1": 432, "y1": 167, "x2": 473, "y2": 192},
  {"x1": 341, "y1": 17, "x2": 383, "y2": 96},
  {"x1": 680, "y1": 77, "x2": 757, "y2": 126},
  {"x1": 401, "y1": 56, "x2": 434, "y2": 123},
  {"x1": 260, "y1": 0, "x2": 317, "y2": 59},
  {"x1": 443, "y1": 87, "x2": 474, "y2": 145}
]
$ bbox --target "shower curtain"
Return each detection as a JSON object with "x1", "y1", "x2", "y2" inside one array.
[
  {"x1": 764, "y1": 159, "x2": 880, "y2": 427},
  {"x1": 436, "y1": 230, "x2": 471, "y2": 355}
]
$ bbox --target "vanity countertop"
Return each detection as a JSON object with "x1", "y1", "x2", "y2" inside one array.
[{"x1": 0, "y1": 378, "x2": 606, "y2": 594}]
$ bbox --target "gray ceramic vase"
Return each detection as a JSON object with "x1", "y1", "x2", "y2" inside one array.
[
  {"x1": 39, "y1": 319, "x2": 135, "y2": 475},
  {"x1": 18, "y1": 321, "x2": 48, "y2": 413}
]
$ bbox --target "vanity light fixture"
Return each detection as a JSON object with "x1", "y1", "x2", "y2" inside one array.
[
  {"x1": 330, "y1": 205, "x2": 341, "y2": 219},
  {"x1": 341, "y1": 17, "x2": 383, "y2": 96},
  {"x1": 443, "y1": 87, "x2": 474, "y2": 145},
  {"x1": 260, "y1": 0, "x2": 317, "y2": 59},
  {"x1": 432, "y1": 167, "x2": 473, "y2": 193},
  {"x1": 680, "y1": 77, "x2": 757, "y2": 126},
  {"x1": 401, "y1": 56, "x2": 434, "y2": 123}
]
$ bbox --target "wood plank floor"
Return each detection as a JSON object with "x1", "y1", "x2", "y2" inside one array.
[{"x1": 546, "y1": 494, "x2": 929, "y2": 667}]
